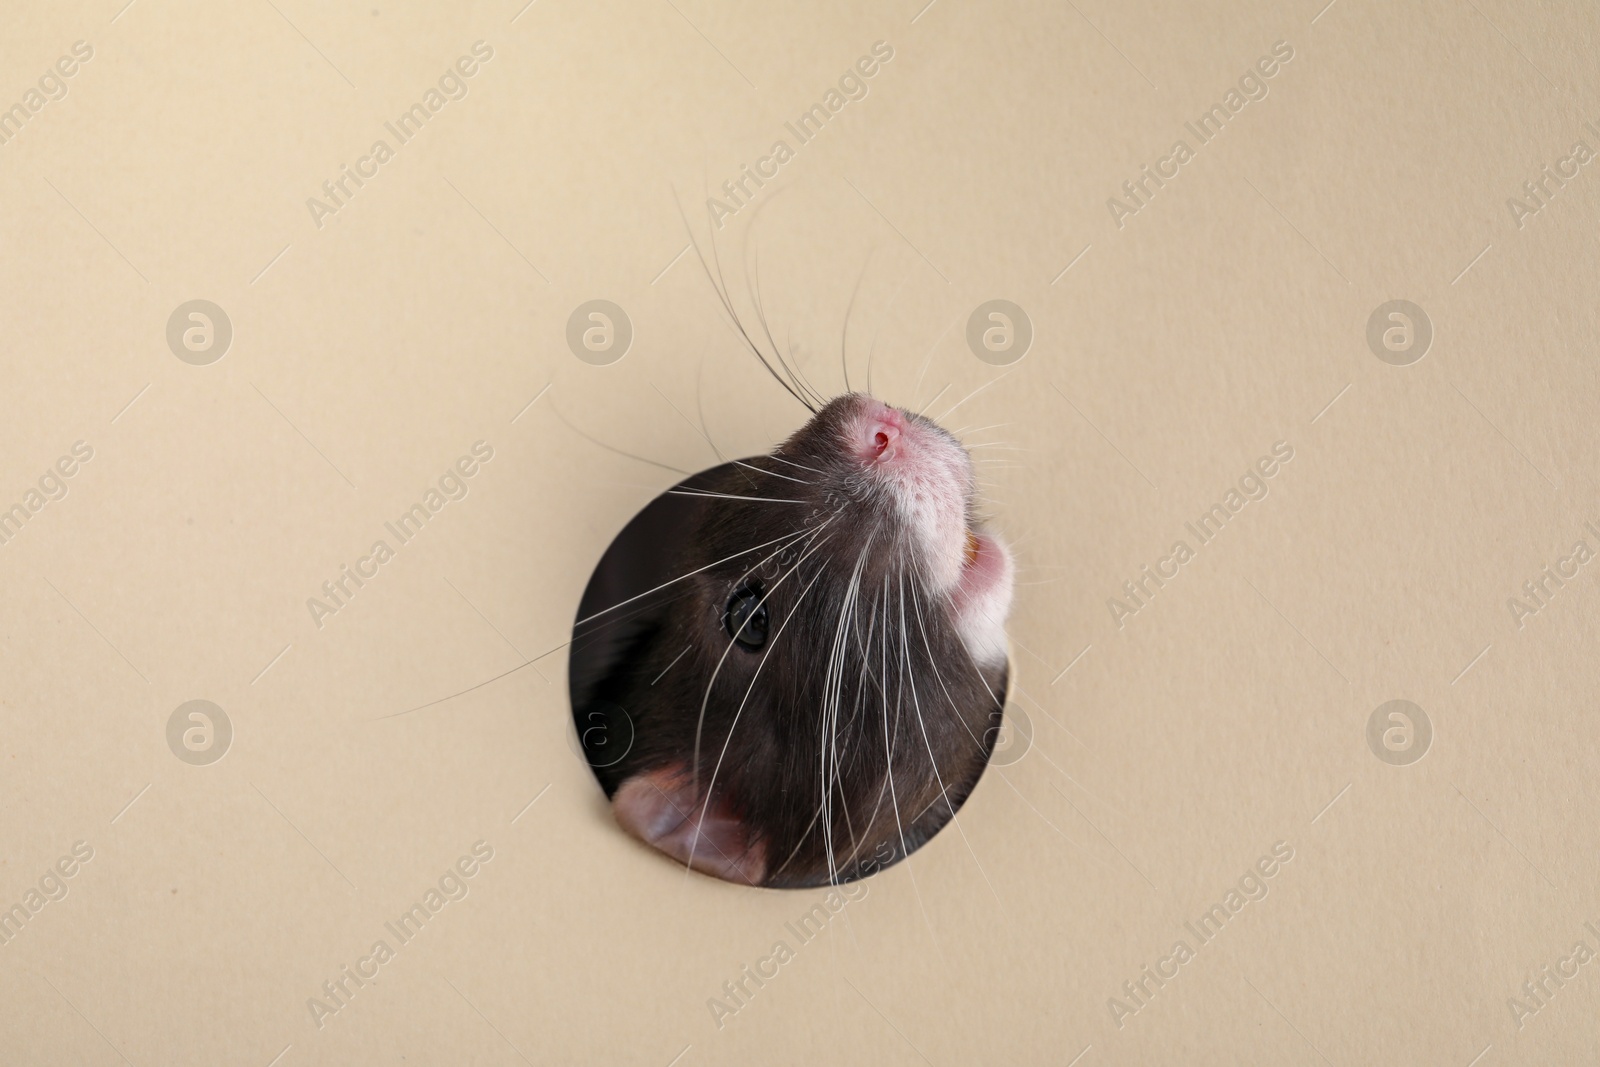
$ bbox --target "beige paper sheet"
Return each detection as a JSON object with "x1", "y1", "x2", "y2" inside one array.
[{"x1": 2, "y1": 0, "x2": 1598, "y2": 1063}]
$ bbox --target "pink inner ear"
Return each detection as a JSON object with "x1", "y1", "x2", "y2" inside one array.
[{"x1": 613, "y1": 767, "x2": 767, "y2": 886}]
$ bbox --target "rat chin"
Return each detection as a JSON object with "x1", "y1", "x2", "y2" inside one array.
[{"x1": 567, "y1": 392, "x2": 1016, "y2": 888}]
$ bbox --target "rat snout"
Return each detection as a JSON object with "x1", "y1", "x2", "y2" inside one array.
[
  {"x1": 850, "y1": 398, "x2": 906, "y2": 464},
  {"x1": 846, "y1": 397, "x2": 952, "y2": 477},
  {"x1": 840, "y1": 394, "x2": 975, "y2": 592}
]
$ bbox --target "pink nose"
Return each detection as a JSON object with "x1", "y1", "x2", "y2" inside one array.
[{"x1": 855, "y1": 401, "x2": 904, "y2": 463}]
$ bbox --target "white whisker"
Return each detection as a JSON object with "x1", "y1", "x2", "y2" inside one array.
[
  {"x1": 687, "y1": 515, "x2": 841, "y2": 875},
  {"x1": 575, "y1": 526, "x2": 813, "y2": 628},
  {"x1": 730, "y1": 459, "x2": 812, "y2": 484},
  {"x1": 666, "y1": 489, "x2": 807, "y2": 504},
  {"x1": 902, "y1": 567, "x2": 1004, "y2": 905},
  {"x1": 934, "y1": 369, "x2": 1012, "y2": 425},
  {"x1": 766, "y1": 453, "x2": 826, "y2": 475}
]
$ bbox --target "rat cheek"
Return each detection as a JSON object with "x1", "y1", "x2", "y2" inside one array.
[
  {"x1": 894, "y1": 482, "x2": 969, "y2": 592},
  {"x1": 953, "y1": 533, "x2": 1014, "y2": 666}
]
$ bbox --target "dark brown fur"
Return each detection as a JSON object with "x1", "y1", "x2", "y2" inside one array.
[{"x1": 570, "y1": 395, "x2": 1006, "y2": 887}]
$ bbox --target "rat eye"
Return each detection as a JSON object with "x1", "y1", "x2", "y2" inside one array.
[{"x1": 723, "y1": 584, "x2": 769, "y2": 651}]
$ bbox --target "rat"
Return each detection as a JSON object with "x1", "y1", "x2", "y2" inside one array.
[{"x1": 569, "y1": 385, "x2": 1015, "y2": 888}]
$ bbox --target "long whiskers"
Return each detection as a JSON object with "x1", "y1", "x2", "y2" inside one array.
[
  {"x1": 765, "y1": 453, "x2": 825, "y2": 476},
  {"x1": 575, "y1": 525, "x2": 813, "y2": 628},
  {"x1": 933, "y1": 369, "x2": 1012, "y2": 425},
  {"x1": 686, "y1": 532, "x2": 837, "y2": 877},
  {"x1": 687, "y1": 513, "x2": 839, "y2": 800},
  {"x1": 730, "y1": 459, "x2": 812, "y2": 484},
  {"x1": 665, "y1": 489, "x2": 807, "y2": 504},
  {"x1": 675, "y1": 194, "x2": 820, "y2": 413},
  {"x1": 650, "y1": 380, "x2": 727, "y2": 465},
  {"x1": 551, "y1": 402, "x2": 692, "y2": 476},
  {"x1": 902, "y1": 566, "x2": 1004, "y2": 905},
  {"x1": 815, "y1": 534, "x2": 874, "y2": 885}
]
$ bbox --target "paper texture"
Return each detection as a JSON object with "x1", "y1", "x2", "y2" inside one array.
[{"x1": 2, "y1": 1, "x2": 1597, "y2": 1063}]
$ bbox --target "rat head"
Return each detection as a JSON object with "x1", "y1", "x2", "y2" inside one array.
[
  {"x1": 580, "y1": 393, "x2": 1014, "y2": 887},
  {"x1": 713, "y1": 393, "x2": 1013, "y2": 666}
]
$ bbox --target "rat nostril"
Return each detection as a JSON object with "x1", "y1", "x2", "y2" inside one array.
[
  {"x1": 867, "y1": 421, "x2": 901, "y2": 459},
  {"x1": 852, "y1": 401, "x2": 905, "y2": 464}
]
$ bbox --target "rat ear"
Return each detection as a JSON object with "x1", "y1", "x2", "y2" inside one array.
[{"x1": 613, "y1": 766, "x2": 767, "y2": 886}]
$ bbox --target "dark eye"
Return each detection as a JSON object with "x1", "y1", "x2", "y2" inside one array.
[{"x1": 724, "y1": 584, "x2": 769, "y2": 651}]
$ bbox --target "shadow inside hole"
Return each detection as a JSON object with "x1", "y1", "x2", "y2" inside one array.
[{"x1": 567, "y1": 462, "x2": 737, "y2": 797}]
